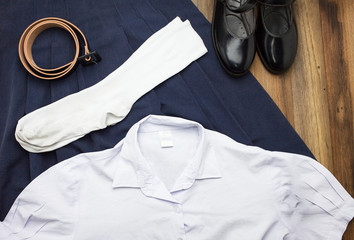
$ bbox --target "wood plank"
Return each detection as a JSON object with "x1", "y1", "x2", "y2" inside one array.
[
  {"x1": 289, "y1": 0, "x2": 332, "y2": 169},
  {"x1": 191, "y1": 0, "x2": 353, "y2": 238},
  {"x1": 319, "y1": 0, "x2": 354, "y2": 239}
]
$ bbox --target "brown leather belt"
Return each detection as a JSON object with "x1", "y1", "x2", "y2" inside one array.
[{"x1": 18, "y1": 17, "x2": 101, "y2": 80}]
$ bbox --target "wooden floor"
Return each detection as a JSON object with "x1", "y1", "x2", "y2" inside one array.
[{"x1": 192, "y1": 0, "x2": 354, "y2": 238}]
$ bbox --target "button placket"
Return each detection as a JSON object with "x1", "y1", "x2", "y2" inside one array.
[{"x1": 173, "y1": 203, "x2": 186, "y2": 240}]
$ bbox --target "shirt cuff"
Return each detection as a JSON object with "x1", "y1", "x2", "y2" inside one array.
[{"x1": 335, "y1": 198, "x2": 354, "y2": 239}]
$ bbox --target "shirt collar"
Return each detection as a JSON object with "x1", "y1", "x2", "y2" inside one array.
[{"x1": 112, "y1": 115, "x2": 222, "y2": 202}]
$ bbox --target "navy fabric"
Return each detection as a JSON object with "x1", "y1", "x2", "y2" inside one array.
[{"x1": 0, "y1": 0, "x2": 313, "y2": 220}]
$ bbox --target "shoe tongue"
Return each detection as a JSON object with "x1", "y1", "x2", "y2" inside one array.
[
  {"x1": 226, "y1": 0, "x2": 256, "y2": 12},
  {"x1": 226, "y1": 0, "x2": 243, "y2": 9},
  {"x1": 263, "y1": 5, "x2": 292, "y2": 35},
  {"x1": 264, "y1": 4, "x2": 292, "y2": 22},
  {"x1": 258, "y1": 0, "x2": 295, "y2": 6}
]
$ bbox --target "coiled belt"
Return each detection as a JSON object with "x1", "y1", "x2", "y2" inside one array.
[{"x1": 18, "y1": 17, "x2": 101, "y2": 80}]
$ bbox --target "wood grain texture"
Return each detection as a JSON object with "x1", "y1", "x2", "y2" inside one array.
[{"x1": 191, "y1": 0, "x2": 354, "y2": 239}]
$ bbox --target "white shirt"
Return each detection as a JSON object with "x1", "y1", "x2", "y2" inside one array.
[{"x1": 1, "y1": 115, "x2": 353, "y2": 240}]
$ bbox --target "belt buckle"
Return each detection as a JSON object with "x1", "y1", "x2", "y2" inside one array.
[{"x1": 78, "y1": 51, "x2": 102, "y2": 66}]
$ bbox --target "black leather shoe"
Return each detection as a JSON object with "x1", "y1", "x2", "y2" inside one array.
[
  {"x1": 256, "y1": 0, "x2": 297, "y2": 74},
  {"x1": 212, "y1": 0, "x2": 257, "y2": 77}
]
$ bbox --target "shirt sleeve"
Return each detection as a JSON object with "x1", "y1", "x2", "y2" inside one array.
[
  {"x1": 270, "y1": 152, "x2": 354, "y2": 240},
  {"x1": 0, "y1": 160, "x2": 79, "y2": 240}
]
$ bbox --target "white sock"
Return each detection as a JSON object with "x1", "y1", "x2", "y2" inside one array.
[{"x1": 15, "y1": 17, "x2": 208, "y2": 153}]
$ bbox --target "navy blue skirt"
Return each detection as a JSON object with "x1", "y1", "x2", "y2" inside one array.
[{"x1": 0, "y1": 0, "x2": 313, "y2": 220}]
